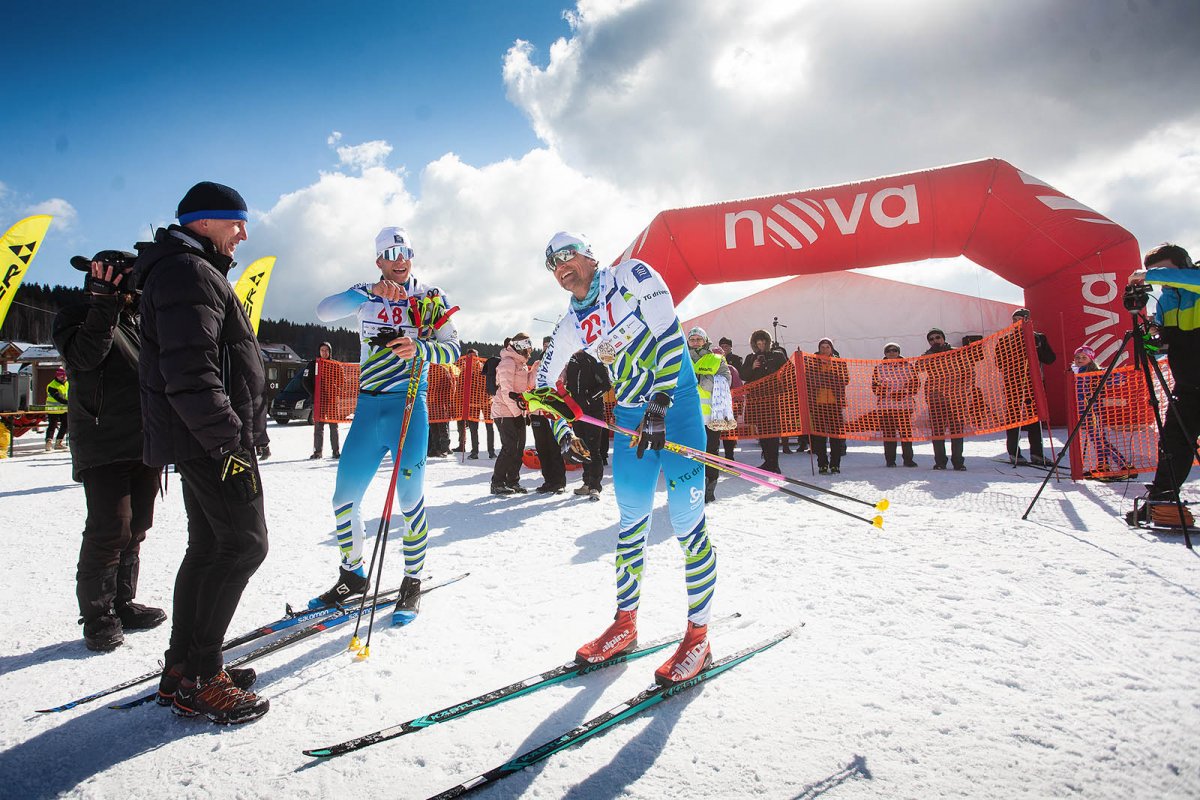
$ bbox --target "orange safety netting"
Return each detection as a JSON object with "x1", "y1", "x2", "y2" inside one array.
[
  {"x1": 1062, "y1": 356, "x2": 1191, "y2": 480},
  {"x1": 315, "y1": 356, "x2": 496, "y2": 425},
  {"x1": 727, "y1": 321, "x2": 1046, "y2": 442}
]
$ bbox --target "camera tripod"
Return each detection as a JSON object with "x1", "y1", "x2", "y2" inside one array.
[{"x1": 1023, "y1": 302, "x2": 1198, "y2": 550}]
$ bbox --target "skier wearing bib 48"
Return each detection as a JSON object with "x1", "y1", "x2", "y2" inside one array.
[
  {"x1": 535, "y1": 232, "x2": 717, "y2": 686},
  {"x1": 313, "y1": 227, "x2": 460, "y2": 624}
]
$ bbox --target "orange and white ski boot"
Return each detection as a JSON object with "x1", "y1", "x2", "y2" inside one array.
[
  {"x1": 654, "y1": 621, "x2": 711, "y2": 686},
  {"x1": 575, "y1": 610, "x2": 638, "y2": 664}
]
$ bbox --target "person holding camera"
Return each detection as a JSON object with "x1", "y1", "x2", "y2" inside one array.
[
  {"x1": 314, "y1": 226, "x2": 460, "y2": 622},
  {"x1": 1127, "y1": 243, "x2": 1200, "y2": 522},
  {"x1": 52, "y1": 251, "x2": 167, "y2": 653},
  {"x1": 134, "y1": 181, "x2": 269, "y2": 723},
  {"x1": 490, "y1": 333, "x2": 535, "y2": 495}
]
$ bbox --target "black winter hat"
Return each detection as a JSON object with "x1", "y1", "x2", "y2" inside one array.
[
  {"x1": 176, "y1": 181, "x2": 248, "y2": 225},
  {"x1": 927, "y1": 327, "x2": 946, "y2": 341},
  {"x1": 69, "y1": 250, "x2": 136, "y2": 271}
]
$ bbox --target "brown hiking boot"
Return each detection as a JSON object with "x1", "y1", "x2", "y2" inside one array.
[{"x1": 171, "y1": 670, "x2": 269, "y2": 724}]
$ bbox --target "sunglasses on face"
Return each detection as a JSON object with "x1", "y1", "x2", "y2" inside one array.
[
  {"x1": 545, "y1": 246, "x2": 584, "y2": 272},
  {"x1": 885, "y1": 348, "x2": 900, "y2": 354},
  {"x1": 379, "y1": 246, "x2": 414, "y2": 262}
]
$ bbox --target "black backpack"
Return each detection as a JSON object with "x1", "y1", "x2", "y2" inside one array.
[{"x1": 482, "y1": 355, "x2": 501, "y2": 397}]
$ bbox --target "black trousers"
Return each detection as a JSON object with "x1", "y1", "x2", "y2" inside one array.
[
  {"x1": 530, "y1": 415, "x2": 565, "y2": 488},
  {"x1": 880, "y1": 410, "x2": 915, "y2": 465},
  {"x1": 456, "y1": 419, "x2": 495, "y2": 454},
  {"x1": 1006, "y1": 422, "x2": 1044, "y2": 459},
  {"x1": 492, "y1": 417, "x2": 526, "y2": 487},
  {"x1": 929, "y1": 399, "x2": 965, "y2": 468},
  {"x1": 758, "y1": 437, "x2": 780, "y2": 470},
  {"x1": 1152, "y1": 384, "x2": 1200, "y2": 493},
  {"x1": 76, "y1": 461, "x2": 162, "y2": 621},
  {"x1": 810, "y1": 435, "x2": 845, "y2": 469},
  {"x1": 45, "y1": 413, "x2": 68, "y2": 442},
  {"x1": 313, "y1": 420, "x2": 340, "y2": 455},
  {"x1": 573, "y1": 411, "x2": 608, "y2": 490},
  {"x1": 722, "y1": 436, "x2": 736, "y2": 460},
  {"x1": 168, "y1": 456, "x2": 269, "y2": 680}
]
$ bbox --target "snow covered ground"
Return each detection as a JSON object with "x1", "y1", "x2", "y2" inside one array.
[{"x1": 0, "y1": 421, "x2": 1197, "y2": 799}]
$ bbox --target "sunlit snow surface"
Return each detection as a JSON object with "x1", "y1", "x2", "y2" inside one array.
[{"x1": 1, "y1": 423, "x2": 1197, "y2": 798}]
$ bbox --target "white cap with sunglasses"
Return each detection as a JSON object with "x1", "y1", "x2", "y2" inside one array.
[
  {"x1": 376, "y1": 226, "x2": 415, "y2": 262},
  {"x1": 544, "y1": 231, "x2": 596, "y2": 270}
]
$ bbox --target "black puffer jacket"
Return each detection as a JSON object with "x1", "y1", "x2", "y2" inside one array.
[
  {"x1": 133, "y1": 225, "x2": 267, "y2": 466},
  {"x1": 52, "y1": 295, "x2": 145, "y2": 481}
]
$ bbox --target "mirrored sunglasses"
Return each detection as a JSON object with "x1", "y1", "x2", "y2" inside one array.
[
  {"x1": 379, "y1": 245, "x2": 414, "y2": 261},
  {"x1": 511, "y1": 338, "x2": 533, "y2": 351},
  {"x1": 545, "y1": 246, "x2": 583, "y2": 272}
]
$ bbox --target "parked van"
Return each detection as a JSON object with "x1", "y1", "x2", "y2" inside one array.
[{"x1": 271, "y1": 370, "x2": 312, "y2": 425}]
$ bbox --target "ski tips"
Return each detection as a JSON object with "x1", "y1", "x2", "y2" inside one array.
[
  {"x1": 872, "y1": 515, "x2": 884, "y2": 529},
  {"x1": 875, "y1": 498, "x2": 890, "y2": 511}
]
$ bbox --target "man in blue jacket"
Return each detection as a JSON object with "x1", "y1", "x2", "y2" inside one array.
[{"x1": 1128, "y1": 243, "x2": 1200, "y2": 524}]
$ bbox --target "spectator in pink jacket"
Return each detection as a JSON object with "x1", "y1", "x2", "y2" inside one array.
[{"x1": 490, "y1": 333, "x2": 535, "y2": 495}]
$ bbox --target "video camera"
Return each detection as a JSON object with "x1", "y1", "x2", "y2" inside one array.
[
  {"x1": 69, "y1": 250, "x2": 139, "y2": 296},
  {"x1": 1123, "y1": 281, "x2": 1150, "y2": 312}
]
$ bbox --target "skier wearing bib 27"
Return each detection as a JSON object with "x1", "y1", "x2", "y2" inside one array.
[
  {"x1": 312, "y1": 227, "x2": 460, "y2": 624},
  {"x1": 533, "y1": 232, "x2": 717, "y2": 686}
]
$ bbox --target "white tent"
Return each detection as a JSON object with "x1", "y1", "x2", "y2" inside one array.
[{"x1": 682, "y1": 271, "x2": 1020, "y2": 359}]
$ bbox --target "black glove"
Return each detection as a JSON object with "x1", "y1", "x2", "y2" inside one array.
[
  {"x1": 635, "y1": 392, "x2": 670, "y2": 458},
  {"x1": 86, "y1": 274, "x2": 123, "y2": 296},
  {"x1": 508, "y1": 391, "x2": 529, "y2": 412},
  {"x1": 219, "y1": 449, "x2": 260, "y2": 503},
  {"x1": 368, "y1": 326, "x2": 398, "y2": 348},
  {"x1": 562, "y1": 434, "x2": 591, "y2": 465},
  {"x1": 256, "y1": 444, "x2": 271, "y2": 461}
]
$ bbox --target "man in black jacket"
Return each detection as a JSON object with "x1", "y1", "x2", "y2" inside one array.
[
  {"x1": 922, "y1": 328, "x2": 970, "y2": 470},
  {"x1": 53, "y1": 251, "x2": 167, "y2": 653},
  {"x1": 565, "y1": 349, "x2": 611, "y2": 498},
  {"x1": 740, "y1": 329, "x2": 788, "y2": 473},
  {"x1": 133, "y1": 181, "x2": 269, "y2": 724}
]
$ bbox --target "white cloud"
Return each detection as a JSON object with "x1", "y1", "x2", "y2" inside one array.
[
  {"x1": 248, "y1": 0, "x2": 1200, "y2": 344},
  {"x1": 24, "y1": 198, "x2": 78, "y2": 231},
  {"x1": 334, "y1": 139, "x2": 393, "y2": 172}
]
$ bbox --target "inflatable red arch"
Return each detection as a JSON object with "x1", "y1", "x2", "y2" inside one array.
[{"x1": 618, "y1": 157, "x2": 1141, "y2": 421}]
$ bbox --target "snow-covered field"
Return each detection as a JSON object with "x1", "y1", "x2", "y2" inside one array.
[{"x1": 1, "y1": 421, "x2": 1197, "y2": 799}]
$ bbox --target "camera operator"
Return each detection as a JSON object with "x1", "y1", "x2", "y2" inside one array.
[
  {"x1": 52, "y1": 250, "x2": 166, "y2": 652},
  {"x1": 1127, "y1": 243, "x2": 1200, "y2": 523}
]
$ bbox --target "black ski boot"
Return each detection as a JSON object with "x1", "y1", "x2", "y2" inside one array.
[
  {"x1": 391, "y1": 576, "x2": 421, "y2": 626},
  {"x1": 308, "y1": 567, "x2": 369, "y2": 609}
]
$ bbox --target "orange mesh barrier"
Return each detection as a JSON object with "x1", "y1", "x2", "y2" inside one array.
[
  {"x1": 314, "y1": 358, "x2": 359, "y2": 424},
  {"x1": 1062, "y1": 356, "x2": 1194, "y2": 480},
  {"x1": 316, "y1": 356, "x2": 493, "y2": 425},
  {"x1": 728, "y1": 322, "x2": 1045, "y2": 442}
]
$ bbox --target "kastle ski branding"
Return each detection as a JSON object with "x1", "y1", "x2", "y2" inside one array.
[{"x1": 427, "y1": 626, "x2": 797, "y2": 799}]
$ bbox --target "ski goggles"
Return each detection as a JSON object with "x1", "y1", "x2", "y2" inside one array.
[
  {"x1": 511, "y1": 338, "x2": 533, "y2": 351},
  {"x1": 545, "y1": 245, "x2": 586, "y2": 271},
  {"x1": 379, "y1": 245, "x2": 414, "y2": 262}
]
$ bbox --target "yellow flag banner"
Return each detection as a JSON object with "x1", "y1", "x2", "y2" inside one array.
[
  {"x1": 233, "y1": 256, "x2": 275, "y2": 335},
  {"x1": 0, "y1": 215, "x2": 53, "y2": 331}
]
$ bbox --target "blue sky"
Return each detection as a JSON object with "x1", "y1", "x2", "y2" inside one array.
[
  {"x1": 4, "y1": 1, "x2": 568, "y2": 278},
  {"x1": 5, "y1": 1, "x2": 1200, "y2": 348}
]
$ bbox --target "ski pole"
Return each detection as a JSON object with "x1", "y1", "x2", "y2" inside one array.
[
  {"x1": 576, "y1": 407, "x2": 885, "y2": 510},
  {"x1": 574, "y1": 411, "x2": 884, "y2": 529}
]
